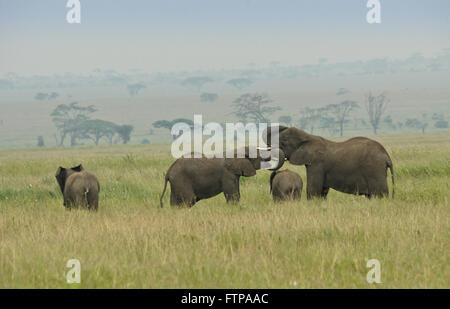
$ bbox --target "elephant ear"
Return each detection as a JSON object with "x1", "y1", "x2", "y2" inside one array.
[
  {"x1": 55, "y1": 167, "x2": 67, "y2": 194},
  {"x1": 289, "y1": 143, "x2": 317, "y2": 166},
  {"x1": 240, "y1": 159, "x2": 257, "y2": 177},
  {"x1": 227, "y1": 158, "x2": 256, "y2": 177}
]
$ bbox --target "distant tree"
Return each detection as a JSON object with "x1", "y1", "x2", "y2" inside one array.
[
  {"x1": 226, "y1": 78, "x2": 253, "y2": 90},
  {"x1": 153, "y1": 120, "x2": 172, "y2": 132},
  {"x1": 153, "y1": 118, "x2": 194, "y2": 140},
  {"x1": 298, "y1": 107, "x2": 327, "y2": 134},
  {"x1": 48, "y1": 92, "x2": 59, "y2": 100},
  {"x1": 320, "y1": 117, "x2": 339, "y2": 136},
  {"x1": 326, "y1": 100, "x2": 359, "y2": 136},
  {"x1": 75, "y1": 119, "x2": 118, "y2": 145},
  {"x1": 37, "y1": 136, "x2": 45, "y2": 147},
  {"x1": 364, "y1": 91, "x2": 390, "y2": 135},
  {"x1": 127, "y1": 83, "x2": 146, "y2": 96},
  {"x1": 406, "y1": 118, "x2": 428, "y2": 134},
  {"x1": 278, "y1": 115, "x2": 293, "y2": 126},
  {"x1": 35, "y1": 92, "x2": 59, "y2": 101},
  {"x1": 141, "y1": 138, "x2": 151, "y2": 145},
  {"x1": 406, "y1": 114, "x2": 428, "y2": 134},
  {"x1": 432, "y1": 113, "x2": 443, "y2": 121},
  {"x1": 181, "y1": 76, "x2": 213, "y2": 91},
  {"x1": 434, "y1": 120, "x2": 448, "y2": 129},
  {"x1": 51, "y1": 102, "x2": 97, "y2": 147},
  {"x1": 200, "y1": 93, "x2": 218, "y2": 103},
  {"x1": 231, "y1": 93, "x2": 281, "y2": 123},
  {"x1": 116, "y1": 124, "x2": 134, "y2": 144},
  {"x1": 336, "y1": 88, "x2": 350, "y2": 96},
  {"x1": 397, "y1": 122, "x2": 404, "y2": 129},
  {"x1": 383, "y1": 115, "x2": 395, "y2": 129},
  {"x1": 35, "y1": 93, "x2": 48, "y2": 101}
]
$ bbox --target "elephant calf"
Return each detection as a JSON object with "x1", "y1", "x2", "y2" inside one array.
[
  {"x1": 270, "y1": 169, "x2": 303, "y2": 202},
  {"x1": 160, "y1": 147, "x2": 276, "y2": 207},
  {"x1": 55, "y1": 164, "x2": 100, "y2": 211}
]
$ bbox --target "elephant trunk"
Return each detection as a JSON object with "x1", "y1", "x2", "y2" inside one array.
[{"x1": 268, "y1": 148, "x2": 286, "y2": 171}]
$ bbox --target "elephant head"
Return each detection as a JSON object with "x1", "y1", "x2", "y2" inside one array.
[
  {"x1": 263, "y1": 126, "x2": 325, "y2": 166},
  {"x1": 225, "y1": 146, "x2": 267, "y2": 177},
  {"x1": 55, "y1": 164, "x2": 84, "y2": 194}
]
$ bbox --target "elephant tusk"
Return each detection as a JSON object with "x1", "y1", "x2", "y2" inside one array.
[{"x1": 256, "y1": 146, "x2": 272, "y2": 150}]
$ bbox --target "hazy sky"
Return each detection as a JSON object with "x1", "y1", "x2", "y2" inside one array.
[{"x1": 1, "y1": 0, "x2": 450, "y2": 75}]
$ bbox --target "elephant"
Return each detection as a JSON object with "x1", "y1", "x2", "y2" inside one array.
[
  {"x1": 55, "y1": 164, "x2": 100, "y2": 211},
  {"x1": 270, "y1": 169, "x2": 303, "y2": 202},
  {"x1": 264, "y1": 126, "x2": 395, "y2": 199},
  {"x1": 160, "y1": 147, "x2": 282, "y2": 207}
]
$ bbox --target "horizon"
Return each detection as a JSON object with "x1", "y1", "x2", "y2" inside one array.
[{"x1": 1, "y1": 0, "x2": 450, "y2": 75}]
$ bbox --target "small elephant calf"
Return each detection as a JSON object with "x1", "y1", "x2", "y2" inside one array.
[
  {"x1": 270, "y1": 169, "x2": 303, "y2": 202},
  {"x1": 160, "y1": 147, "x2": 266, "y2": 207},
  {"x1": 55, "y1": 164, "x2": 100, "y2": 211}
]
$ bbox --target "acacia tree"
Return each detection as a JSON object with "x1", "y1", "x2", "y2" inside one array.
[
  {"x1": 405, "y1": 114, "x2": 428, "y2": 134},
  {"x1": 127, "y1": 83, "x2": 146, "y2": 97},
  {"x1": 116, "y1": 124, "x2": 134, "y2": 144},
  {"x1": 200, "y1": 93, "x2": 218, "y2": 103},
  {"x1": 226, "y1": 78, "x2": 253, "y2": 90},
  {"x1": 327, "y1": 100, "x2": 359, "y2": 136},
  {"x1": 298, "y1": 107, "x2": 327, "y2": 134},
  {"x1": 181, "y1": 76, "x2": 213, "y2": 91},
  {"x1": 75, "y1": 119, "x2": 118, "y2": 145},
  {"x1": 231, "y1": 93, "x2": 281, "y2": 123},
  {"x1": 51, "y1": 102, "x2": 97, "y2": 146},
  {"x1": 364, "y1": 92, "x2": 389, "y2": 135},
  {"x1": 153, "y1": 118, "x2": 194, "y2": 140}
]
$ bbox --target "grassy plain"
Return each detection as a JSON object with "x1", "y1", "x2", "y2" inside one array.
[{"x1": 0, "y1": 133, "x2": 449, "y2": 288}]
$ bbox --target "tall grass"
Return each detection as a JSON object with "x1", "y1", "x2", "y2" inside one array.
[{"x1": 0, "y1": 133, "x2": 449, "y2": 288}]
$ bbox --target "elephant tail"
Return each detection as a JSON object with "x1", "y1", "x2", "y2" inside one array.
[
  {"x1": 269, "y1": 171, "x2": 277, "y2": 193},
  {"x1": 160, "y1": 174, "x2": 169, "y2": 208},
  {"x1": 84, "y1": 188, "x2": 89, "y2": 205},
  {"x1": 387, "y1": 160, "x2": 395, "y2": 198}
]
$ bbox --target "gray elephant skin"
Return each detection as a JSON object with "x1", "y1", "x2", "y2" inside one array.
[
  {"x1": 160, "y1": 147, "x2": 281, "y2": 207},
  {"x1": 55, "y1": 164, "x2": 100, "y2": 210},
  {"x1": 270, "y1": 169, "x2": 303, "y2": 202},
  {"x1": 265, "y1": 126, "x2": 395, "y2": 199}
]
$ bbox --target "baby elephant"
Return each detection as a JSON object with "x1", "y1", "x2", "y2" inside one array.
[
  {"x1": 270, "y1": 169, "x2": 303, "y2": 202},
  {"x1": 160, "y1": 147, "x2": 271, "y2": 207},
  {"x1": 55, "y1": 164, "x2": 100, "y2": 211}
]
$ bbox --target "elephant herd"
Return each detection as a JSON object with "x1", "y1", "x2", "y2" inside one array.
[{"x1": 56, "y1": 126, "x2": 395, "y2": 211}]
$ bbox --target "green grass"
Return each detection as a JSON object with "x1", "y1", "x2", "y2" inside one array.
[{"x1": 0, "y1": 133, "x2": 449, "y2": 288}]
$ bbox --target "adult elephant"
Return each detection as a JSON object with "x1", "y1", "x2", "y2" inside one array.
[
  {"x1": 160, "y1": 146, "x2": 284, "y2": 207},
  {"x1": 264, "y1": 126, "x2": 394, "y2": 199}
]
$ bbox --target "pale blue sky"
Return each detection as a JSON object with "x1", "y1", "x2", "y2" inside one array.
[{"x1": 1, "y1": 0, "x2": 449, "y2": 74}]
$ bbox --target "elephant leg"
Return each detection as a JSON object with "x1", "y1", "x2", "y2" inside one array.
[
  {"x1": 293, "y1": 189, "x2": 302, "y2": 200},
  {"x1": 169, "y1": 179, "x2": 196, "y2": 207},
  {"x1": 321, "y1": 187, "x2": 329, "y2": 199},
  {"x1": 223, "y1": 176, "x2": 240, "y2": 204},
  {"x1": 367, "y1": 174, "x2": 389, "y2": 198},
  {"x1": 170, "y1": 189, "x2": 192, "y2": 207},
  {"x1": 89, "y1": 196, "x2": 99, "y2": 211},
  {"x1": 306, "y1": 167, "x2": 325, "y2": 200}
]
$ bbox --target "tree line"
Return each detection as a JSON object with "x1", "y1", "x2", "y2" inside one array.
[
  {"x1": 49, "y1": 102, "x2": 133, "y2": 147},
  {"x1": 152, "y1": 90, "x2": 448, "y2": 140}
]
